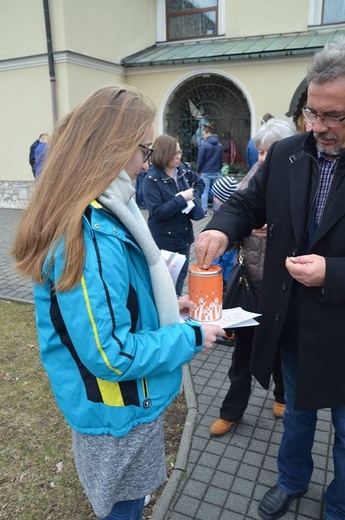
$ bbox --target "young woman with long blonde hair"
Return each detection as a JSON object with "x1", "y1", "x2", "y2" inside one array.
[{"x1": 12, "y1": 85, "x2": 224, "y2": 520}]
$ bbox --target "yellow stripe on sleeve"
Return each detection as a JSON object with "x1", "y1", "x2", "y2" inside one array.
[{"x1": 80, "y1": 274, "x2": 122, "y2": 375}]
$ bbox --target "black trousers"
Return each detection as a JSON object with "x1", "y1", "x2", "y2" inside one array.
[{"x1": 219, "y1": 327, "x2": 285, "y2": 421}]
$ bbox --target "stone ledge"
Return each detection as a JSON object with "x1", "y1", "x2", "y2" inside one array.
[{"x1": 0, "y1": 181, "x2": 34, "y2": 208}]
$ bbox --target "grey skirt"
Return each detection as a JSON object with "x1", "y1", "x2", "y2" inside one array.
[{"x1": 72, "y1": 415, "x2": 166, "y2": 518}]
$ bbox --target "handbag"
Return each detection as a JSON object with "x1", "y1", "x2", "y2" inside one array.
[
  {"x1": 223, "y1": 246, "x2": 258, "y2": 313},
  {"x1": 189, "y1": 197, "x2": 205, "y2": 220}
]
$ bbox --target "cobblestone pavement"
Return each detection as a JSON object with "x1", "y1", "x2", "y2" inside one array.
[
  {"x1": 0, "y1": 208, "x2": 333, "y2": 520},
  {"x1": 0, "y1": 208, "x2": 33, "y2": 302}
]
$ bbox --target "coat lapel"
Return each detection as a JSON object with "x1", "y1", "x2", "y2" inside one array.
[{"x1": 288, "y1": 150, "x2": 315, "y2": 246}]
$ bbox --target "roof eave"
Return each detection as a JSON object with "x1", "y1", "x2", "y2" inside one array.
[{"x1": 121, "y1": 47, "x2": 320, "y2": 68}]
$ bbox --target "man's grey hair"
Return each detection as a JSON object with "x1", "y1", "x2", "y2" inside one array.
[
  {"x1": 307, "y1": 37, "x2": 345, "y2": 85},
  {"x1": 254, "y1": 118, "x2": 297, "y2": 149}
]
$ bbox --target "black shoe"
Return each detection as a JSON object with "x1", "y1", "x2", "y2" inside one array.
[
  {"x1": 258, "y1": 485, "x2": 307, "y2": 520},
  {"x1": 216, "y1": 330, "x2": 234, "y2": 347},
  {"x1": 216, "y1": 337, "x2": 234, "y2": 347}
]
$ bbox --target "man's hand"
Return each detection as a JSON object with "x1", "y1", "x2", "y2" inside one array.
[
  {"x1": 285, "y1": 254, "x2": 326, "y2": 287},
  {"x1": 195, "y1": 230, "x2": 229, "y2": 269}
]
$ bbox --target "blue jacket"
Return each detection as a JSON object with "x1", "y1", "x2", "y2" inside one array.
[
  {"x1": 196, "y1": 135, "x2": 223, "y2": 173},
  {"x1": 29, "y1": 139, "x2": 39, "y2": 175},
  {"x1": 33, "y1": 202, "x2": 204, "y2": 437},
  {"x1": 34, "y1": 142, "x2": 48, "y2": 177},
  {"x1": 212, "y1": 249, "x2": 237, "y2": 282},
  {"x1": 143, "y1": 163, "x2": 205, "y2": 251},
  {"x1": 246, "y1": 138, "x2": 258, "y2": 169}
]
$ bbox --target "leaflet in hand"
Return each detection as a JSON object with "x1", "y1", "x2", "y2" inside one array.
[
  {"x1": 161, "y1": 249, "x2": 186, "y2": 287},
  {"x1": 175, "y1": 192, "x2": 195, "y2": 214},
  {"x1": 218, "y1": 307, "x2": 261, "y2": 328},
  {"x1": 181, "y1": 199, "x2": 195, "y2": 214},
  {"x1": 181, "y1": 307, "x2": 261, "y2": 327}
]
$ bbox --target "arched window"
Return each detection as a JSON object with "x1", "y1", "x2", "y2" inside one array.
[{"x1": 163, "y1": 74, "x2": 250, "y2": 166}]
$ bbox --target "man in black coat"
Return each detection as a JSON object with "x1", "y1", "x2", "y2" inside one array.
[{"x1": 195, "y1": 38, "x2": 345, "y2": 520}]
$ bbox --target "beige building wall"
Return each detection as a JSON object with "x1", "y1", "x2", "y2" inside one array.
[
  {"x1": 0, "y1": 0, "x2": 333, "y2": 207},
  {"x1": 0, "y1": 0, "x2": 156, "y2": 205},
  {"x1": 226, "y1": 0, "x2": 310, "y2": 38},
  {"x1": 0, "y1": 65, "x2": 52, "y2": 180},
  {"x1": 57, "y1": 62, "x2": 125, "y2": 114},
  {"x1": 53, "y1": 0, "x2": 156, "y2": 64},
  {"x1": 0, "y1": 1, "x2": 46, "y2": 59}
]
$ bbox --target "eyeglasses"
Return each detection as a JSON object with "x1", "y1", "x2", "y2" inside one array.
[
  {"x1": 302, "y1": 106, "x2": 345, "y2": 128},
  {"x1": 139, "y1": 144, "x2": 154, "y2": 163},
  {"x1": 174, "y1": 150, "x2": 183, "y2": 157}
]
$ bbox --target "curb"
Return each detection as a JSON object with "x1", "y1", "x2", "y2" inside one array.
[
  {"x1": 151, "y1": 364, "x2": 197, "y2": 520},
  {"x1": 0, "y1": 295, "x2": 33, "y2": 305}
]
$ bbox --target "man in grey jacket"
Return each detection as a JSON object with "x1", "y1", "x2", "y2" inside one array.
[{"x1": 195, "y1": 38, "x2": 345, "y2": 520}]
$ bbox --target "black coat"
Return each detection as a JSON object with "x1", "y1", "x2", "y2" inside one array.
[
  {"x1": 29, "y1": 139, "x2": 39, "y2": 175},
  {"x1": 143, "y1": 163, "x2": 205, "y2": 251},
  {"x1": 207, "y1": 132, "x2": 345, "y2": 409}
]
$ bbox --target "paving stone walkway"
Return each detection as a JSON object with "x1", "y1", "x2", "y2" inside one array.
[{"x1": 0, "y1": 207, "x2": 333, "y2": 520}]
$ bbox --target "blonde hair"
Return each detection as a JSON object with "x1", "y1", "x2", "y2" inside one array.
[
  {"x1": 13, "y1": 85, "x2": 155, "y2": 291},
  {"x1": 39, "y1": 133, "x2": 50, "y2": 143}
]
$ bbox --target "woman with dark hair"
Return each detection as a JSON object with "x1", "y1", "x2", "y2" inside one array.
[{"x1": 143, "y1": 134, "x2": 205, "y2": 296}]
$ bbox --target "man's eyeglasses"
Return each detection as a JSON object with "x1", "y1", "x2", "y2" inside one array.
[
  {"x1": 139, "y1": 144, "x2": 154, "y2": 163},
  {"x1": 302, "y1": 106, "x2": 345, "y2": 128},
  {"x1": 175, "y1": 150, "x2": 183, "y2": 157}
]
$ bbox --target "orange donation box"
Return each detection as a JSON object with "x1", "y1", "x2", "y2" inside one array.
[{"x1": 188, "y1": 265, "x2": 223, "y2": 321}]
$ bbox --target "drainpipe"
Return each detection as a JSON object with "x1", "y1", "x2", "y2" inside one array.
[{"x1": 42, "y1": 0, "x2": 58, "y2": 125}]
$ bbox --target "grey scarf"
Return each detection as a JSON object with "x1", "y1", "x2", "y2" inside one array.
[{"x1": 98, "y1": 169, "x2": 180, "y2": 326}]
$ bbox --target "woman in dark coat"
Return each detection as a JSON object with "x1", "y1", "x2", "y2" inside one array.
[{"x1": 143, "y1": 135, "x2": 205, "y2": 296}]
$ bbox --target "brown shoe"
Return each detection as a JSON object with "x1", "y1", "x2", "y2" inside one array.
[
  {"x1": 210, "y1": 418, "x2": 238, "y2": 436},
  {"x1": 272, "y1": 402, "x2": 285, "y2": 419}
]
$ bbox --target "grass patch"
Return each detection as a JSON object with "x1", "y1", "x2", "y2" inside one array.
[{"x1": 0, "y1": 301, "x2": 186, "y2": 519}]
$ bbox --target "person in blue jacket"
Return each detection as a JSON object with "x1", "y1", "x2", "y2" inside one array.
[
  {"x1": 34, "y1": 133, "x2": 50, "y2": 178},
  {"x1": 12, "y1": 86, "x2": 225, "y2": 520},
  {"x1": 29, "y1": 134, "x2": 41, "y2": 175},
  {"x1": 246, "y1": 113, "x2": 274, "y2": 169},
  {"x1": 245, "y1": 137, "x2": 258, "y2": 169},
  {"x1": 143, "y1": 135, "x2": 205, "y2": 296},
  {"x1": 211, "y1": 175, "x2": 239, "y2": 289},
  {"x1": 196, "y1": 124, "x2": 224, "y2": 215}
]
